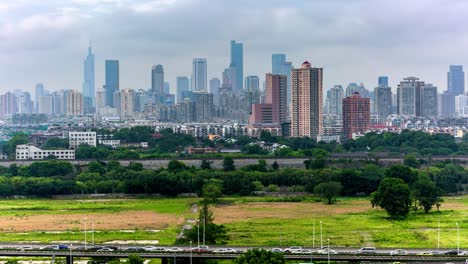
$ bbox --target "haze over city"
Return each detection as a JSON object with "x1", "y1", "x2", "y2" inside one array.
[{"x1": 2, "y1": 0, "x2": 468, "y2": 94}]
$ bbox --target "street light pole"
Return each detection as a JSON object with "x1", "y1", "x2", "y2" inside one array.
[
  {"x1": 320, "y1": 221, "x2": 323, "y2": 249},
  {"x1": 92, "y1": 218, "x2": 95, "y2": 246},
  {"x1": 84, "y1": 218, "x2": 87, "y2": 250},
  {"x1": 456, "y1": 222, "x2": 459, "y2": 255},
  {"x1": 69, "y1": 244, "x2": 72, "y2": 264},
  {"x1": 312, "y1": 221, "x2": 315, "y2": 248},
  {"x1": 327, "y1": 238, "x2": 330, "y2": 264},
  {"x1": 190, "y1": 241, "x2": 192, "y2": 264},
  {"x1": 437, "y1": 220, "x2": 440, "y2": 250},
  {"x1": 197, "y1": 219, "x2": 200, "y2": 248}
]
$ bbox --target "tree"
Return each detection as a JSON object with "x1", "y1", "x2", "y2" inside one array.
[
  {"x1": 404, "y1": 153, "x2": 420, "y2": 168},
  {"x1": 43, "y1": 138, "x2": 69, "y2": 150},
  {"x1": 234, "y1": 248, "x2": 285, "y2": 264},
  {"x1": 314, "y1": 181, "x2": 343, "y2": 204},
  {"x1": 223, "y1": 157, "x2": 235, "y2": 171},
  {"x1": 87, "y1": 161, "x2": 106, "y2": 175},
  {"x1": 167, "y1": 160, "x2": 188, "y2": 173},
  {"x1": 385, "y1": 164, "x2": 418, "y2": 185},
  {"x1": 126, "y1": 254, "x2": 143, "y2": 264},
  {"x1": 412, "y1": 176, "x2": 442, "y2": 213},
  {"x1": 7, "y1": 133, "x2": 28, "y2": 158},
  {"x1": 272, "y1": 161, "x2": 279, "y2": 170},
  {"x1": 200, "y1": 159, "x2": 212, "y2": 170},
  {"x1": 371, "y1": 178, "x2": 411, "y2": 219},
  {"x1": 202, "y1": 182, "x2": 222, "y2": 204},
  {"x1": 9, "y1": 164, "x2": 18, "y2": 176}
]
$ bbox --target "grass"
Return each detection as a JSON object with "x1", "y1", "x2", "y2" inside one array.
[{"x1": 0, "y1": 196, "x2": 465, "y2": 249}]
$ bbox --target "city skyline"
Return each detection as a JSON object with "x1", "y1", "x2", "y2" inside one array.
[{"x1": 2, "y1": 0, "x2": 468, "y2": 95}]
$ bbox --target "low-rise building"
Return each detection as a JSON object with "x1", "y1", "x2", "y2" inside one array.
[
  {"x1": 99, "y1": 139, "x2": 121, "y2": 148},
  {"x1": 69, "y1": 131, "x2": 97, "y2": 149},
  {"x1": 16, "y1": 144, "x2": 75, "y2": 160}
]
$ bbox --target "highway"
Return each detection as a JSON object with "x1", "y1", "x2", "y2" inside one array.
[{"x1": 0, "y1": 244, "x2": 466, "y2": 263}]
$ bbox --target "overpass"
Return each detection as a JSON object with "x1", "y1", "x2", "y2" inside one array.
[{"x1": 0, "y1": 249, "x2": 466, "y2": 264}]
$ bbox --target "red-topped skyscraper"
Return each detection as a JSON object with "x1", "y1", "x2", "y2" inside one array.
[{"x1": 342, "y1": 92, "x2": 370, "y2": 140}]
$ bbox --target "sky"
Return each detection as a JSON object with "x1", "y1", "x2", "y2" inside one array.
[{"x1": 2, "y1": 0, "x2": 468, "y2": 96}]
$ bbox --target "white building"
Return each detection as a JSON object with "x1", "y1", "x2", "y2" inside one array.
[
  {"x1": 69, "y1": 131, "x2": 97, "y2": 149},
  {"x1": 16, "y1": 145, "x2": 75, "y2": 160},
  {"x1": 99, "y1": 139, "x2": 121, "y2": 148}
]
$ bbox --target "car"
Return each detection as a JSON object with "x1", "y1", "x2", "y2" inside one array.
[
  {"x1": 458, "y1": 251, "x2": 468, "y2": 256},
  {"x1": 285, "y1": 246, "x2": 302, "y2": 253},
  {"x1": 270, "y1": 248, "x2": 283, "y2": 253},
  {"x1": 126, "y1": 247, "x2": 144, "y2": 252},
  {"x1": 191, "y1": 245, "x2": 210, "y2": 252},
  {"x1": 18, "y1": 246, "x2": 34, "y2": 251},
  {"x1": 417, "y1": 252, "x2": 433, "y2": 256},
  {"x1": 166, "y1": 247, "x2": 183, "y2": 253},
  {"x1": 355, "y1": 247, "x2": 376, "y2": 255},
  {"x1": 97, "y1": 248, "x2": 114, "y2": 252},
  {"x1": 40, "y1": 245, "x2": 59, "y2": 250},
  {"x1": 213, "y1": 248, "x2": 227, "y2": 253},
  {"x1": 143, "y1": 246, "x2": 158, "y2": 251},
  {"x1": 88, "y1": 246, "x2": 104, "y2": 251},
  {"x1": 296, "y1": 249, "x2": 313, "y2": 254},
  {"x1": 390, "y1": 249, "x2": 408, "y2": 256},
  {"x1": 224, "y1": 248, "x2": 237, "y2": 253},
  {"x1": 444, "y1": 250, "x2": 460, "y2": 255},
  {"x1": 431, "y1": 250, "x2": 444, "y2": 255},
  {"x1": 318, "y1": 248, "x2": 337, "y2": 255}
]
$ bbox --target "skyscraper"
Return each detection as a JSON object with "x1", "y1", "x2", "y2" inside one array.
[
  {"x1": 177, "y1": 77, "x2": 190, "y2": 103},
  {"x1": 66, "y1": 90, "x2": 83, "y2": 116},
  {"x1": 105, "y1": 60, "x2": 119, "y2": 107},
  {"x1": 82, "y1": 45, "x2": 95, "y2": 114},
  {"x1": 230, "y1": 40, "x2": 243, "y2": 90},
  {"x1": 265, "y1": 73, "x2": 287, "y2": 124},
  {"x1": 192, "y1": 58, "x2": 207, "y2": 91},
  {"x1": 272, "y1": 54, "x2": 293, "y2": 110},
  {"x1": 290, "y1": 61, "x2": 323, "y2": 138},
  {"x1": 397, "y1": 77, "x2": 425, "y2": 116},
  {"x1": 18, "y1": 92, "x2": 33, "y2": 114},
  {"x1": 440, "y1": 91, "x2": 455, "y2": 117},
  {"x1": 245, "y1": 76, "x2": 260, "y2": 92},
  {"x1": 325, "y1": 85, "x2": 344, "y2": 115},
  {"x1": 374, "y1": 85, "x2": 392, "y2": 122},
  {"x1": 447, "y1": 65, "x2": 464, "y2": 95},
  {"x1": 35, "y1": 83, "x2": 45, "y2": 113},
  {"x1": 378, "y1": 76, "x2": 389, "y2": 87},
  {"x1": 346, "y1": 83, "x2": 370, "y2": 97},
  {"x1": 0, "y1": 92, "x2": 17, "y2": 116},
  {"x1": 151, "y1": 64, "x2": 164, "y2": 95},
  {"x1": 421, "y1": 84, "x2": 438, "y2": 117},
  {"x1": 120, "y1": 89, "x2": 135, "y2": 120},
  {"x1": 342, "y1": 92, "x2": 370, "y2": 140},
  {"x1": 194, "y1": 91, "x2": 214, "y2": 122},
  {"x1": 210, "y1": 78, "x2": 221, "y2": 94}
]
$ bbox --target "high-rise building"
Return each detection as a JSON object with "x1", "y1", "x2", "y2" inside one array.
[
  {"x1": 440, "y1": 91, "x2": 455, "y2": 117},
  {"x1": 378, "y1": 76, "x2": 389, "y2": 87},
  {"x1": 397, "y1": 77, "x2": 425, "y2": 116},
  {"x1": 18, "y1": 92, "x2": 33, "y2": 114},
  {"x1": 194, "y1": 91, "x2": 213, "y2": 122},
  {"x1": 164, "y1": 82, "x2": 170, "y2": 94},
  {"x1": 420, "y1": 84, "x2": 438, "y2": 117},
  {"x1": 346, "y1": 83, "x2": 370, "y2": 97},
  {"x1": 222, "y1": 66, "x2": 237, "y2": 90},
  {"x1": 192, "y1": 58, "x2": 207, "y2": 91},
  {"x1": 120, "y1": 89, "x2": 135, "y2": 120},
  {"x1": 35, "y1": 83, "x2": 46, "y2": 113},
  {"x1": 447, "y1": 65, "x2": 464, "y2": 96},
  {"x1": 151, "y1": 64, "x2": 164, "y2": 95},
  {"x1": 272, "y1": 54, "x2": 293, "y2": 110},
  {"x1": 374, "y1": 85, "x2": 392, "y2": 122},
  {"x1": 290, "y1": 61, "x2": 323, "y2": 138},
  {"x1": 96, "y1": 90, "x2": 106, "y2": 113},
  {"x1": 82, "y1": 45, "x2": 95, "y2": 114},
  {"x1": 66, "y1": 90, "x2": 83, "y2": 116},
  {"x1": 210, "y1": 78, "x2": 221, "y2": 94},
  {"x1": 245, "y1": 76, "x2": 260, "y2": 92},
  {"x1": 176, "y1": 77, "x2": 190, "y2": 103},
  {"x1": 342, "y1": 92, "x2": 370, "y2": 140},
  {"x1": 455, "y1": 94, "x2": 468, "y2": 116},
  {"x1": 0, "y1": 92, "x2": 17, "y2": 116},
  {"x1": 105, "y1": 60, "x2": 119, "y2": 107},
  {"x1": 38, "y1": 96, "x2": 53, "y2": 114},
  {"x1": 51, "y1": 90, "x2": 64, "y2": 115},
  {"x1": 325, "y1": 85, "x2": 344, "y2": 115},
  {"x1": 230, "y1": 40, "x2": 243, "y2": 90},
  {"x1": 265, "y1": 73, "x2": 287, "y2": 124}
]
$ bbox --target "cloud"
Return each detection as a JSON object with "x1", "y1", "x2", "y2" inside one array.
[{"x1": 1, "y1": 0, "x2": 468, "y2": 94}]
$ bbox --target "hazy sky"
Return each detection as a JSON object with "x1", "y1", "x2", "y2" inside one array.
[{"x1": 2, "y1": 0, "x2": 468, "y2": 95}]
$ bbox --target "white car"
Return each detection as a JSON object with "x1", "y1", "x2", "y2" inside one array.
[
  {"x1": 297, "y1": 249, "x2": 313, "y2": 254},
  {"x1": 143, "y1": 246, "x2": 158, "y2": 251},
  {"x1": 270, "y1": 248, "x2": 283, "y2": 253},
  {"x1": 19, "y1": 246, "x2": 34, "y2": 251},
  {"x1": 390, "y1": 249, "x2": 408, "y2": 256},
  {"x1": 457, "y1": 251, "x2": 467, "y2": 256},
  {"x1": 285, "y1": 246, "x2": 302, "y2": 253},
  {"x1": 166, "y1": 247, "x2": 183, "y2": 253},
  {"x1": 318, "y1": 248, "x2": 337, "y2": 254},
  {"x1": 97, "y1": 248, "x2": 114, "y2": 252}
]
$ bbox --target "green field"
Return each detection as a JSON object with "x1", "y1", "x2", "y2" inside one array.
[{"x1": 0, "y1": 196, "x2": 465, "y2": 249}]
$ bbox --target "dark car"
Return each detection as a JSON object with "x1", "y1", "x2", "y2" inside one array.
[
  {"x1": 444, "y1": 250, "x2": 459, "y2": 255},
  {"x1": 126, "y1": 247, "x2": 144, "y2": 252}
]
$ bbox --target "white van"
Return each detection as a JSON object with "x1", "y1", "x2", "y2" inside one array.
[{"x1": 355, "y1": 247, "x2": 376, "y2": 254}]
